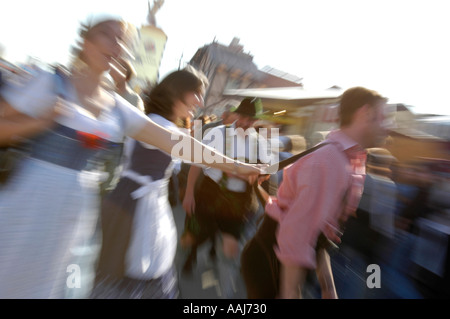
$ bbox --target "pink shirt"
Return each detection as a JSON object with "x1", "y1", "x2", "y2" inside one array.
[{"x1": 265, "y1": 130, "x2": 367, "y2": 269}]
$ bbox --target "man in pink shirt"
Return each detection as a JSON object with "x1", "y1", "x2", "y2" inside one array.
[{"x1": 245, "y1": 86, "x2": 388, "y2": 299}]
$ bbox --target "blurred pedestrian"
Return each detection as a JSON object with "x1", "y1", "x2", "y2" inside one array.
[
  {"x1": 373, "y1": 159, "x2": 436, "y2": 299},
  {"x1": 182, "y1": 97, "x2": 276, "y2": 297},
  {"x1": 0, "y1": 13, "x2": 260, "y2": 299},
  {"x1": 335, "y1": 147, "x2": 398, "y2": 298},
  {"x1": 242, "y1": 86, "x2": 389, "y2": 299},
  {"x1": 201, "y1": 105, "x2": 239, "y2": 135},
  {"x1": 412, "y1": 160, "x2": 450, "y2": 298},
  {"x1": 342, "y1": 148, "x2": 397, "y2": 255},
  {"x1": 91, "y1": 68, "x2": 208, "y2": 299},
  {"x1": 178, "y1": 106, "x2": 238, "y2": 257}
]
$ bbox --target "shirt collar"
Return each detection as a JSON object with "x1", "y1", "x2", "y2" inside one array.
[
  {"x1": 326, "y1": 129, "x2": 362, "y2": 152},
  {"x1": 326, "y1": 130, "x2": 367, "y2": 162}
]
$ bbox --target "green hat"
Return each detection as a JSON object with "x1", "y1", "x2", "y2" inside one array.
[
  {"x1": 233, "y1": 97, "x2": 263, "y2": 119},
  {"x1": 228, "y1": 105, "x2": 237, "y2": 112}
]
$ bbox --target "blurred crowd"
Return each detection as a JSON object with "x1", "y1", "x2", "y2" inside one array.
[
  {"x1": 1, "y1": 10, "x2": 450, "y2": 300},
  {"x1": 332, "y1": 149, "x2": 450, "y2": 298}
]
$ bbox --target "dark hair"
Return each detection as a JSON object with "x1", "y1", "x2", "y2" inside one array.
[
  {"x1": 143, "y1": 69, "x2": 207, "y2": 120},
  {"x1": 339, "y1": 86, "x2": 387, "y2": 127}
]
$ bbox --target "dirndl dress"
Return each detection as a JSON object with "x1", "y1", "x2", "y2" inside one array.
[
  {"x1": 0, "y1": 69, "x2": 149, "y2": 298},
  {"x1": 92, "y1": 114, "x2": 180, "y2": 299}
]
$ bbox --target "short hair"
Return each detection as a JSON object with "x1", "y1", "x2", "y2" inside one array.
[{"x1": 339, "y1": 86, "x2": 387, "y2": 127}]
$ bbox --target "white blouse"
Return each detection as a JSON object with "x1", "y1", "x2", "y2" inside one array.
[{"x1": 1, "y1": 69, "x2": 149, "y2": 143}]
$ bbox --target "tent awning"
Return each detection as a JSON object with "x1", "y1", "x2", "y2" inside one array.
[{"x1": 223, "y1": 87, "x2": 343, "y2": 101}]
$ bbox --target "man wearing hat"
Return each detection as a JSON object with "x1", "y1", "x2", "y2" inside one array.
[
  {"x1": 181, "y1": 97, "x2": 275, "y2": 296},
  {"x1": 200, "y1": 104, "x2": 239, "y2": 136}
]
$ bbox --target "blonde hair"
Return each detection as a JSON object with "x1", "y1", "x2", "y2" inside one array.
[{"x1": 70, "y1": 18, "x2": 128, "y2": 72}]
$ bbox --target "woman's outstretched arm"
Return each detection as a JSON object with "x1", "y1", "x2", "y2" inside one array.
[{"x1": 131, "y1": 118, "x2": 263, "y2": 176}]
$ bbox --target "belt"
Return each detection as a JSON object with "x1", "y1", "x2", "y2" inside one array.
[{"x1": 29, "y1": 124, "x2": 122, "y2": 171}]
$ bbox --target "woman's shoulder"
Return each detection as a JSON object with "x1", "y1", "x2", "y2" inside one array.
[
  {"x1": 0, "y1": 67, "x2": 60, "y2": 117},
  {"x1": 4, "y1": 67, "x2": 56, "y2": 92}
]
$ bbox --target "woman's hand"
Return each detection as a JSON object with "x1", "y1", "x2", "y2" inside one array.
[
  {"x1": 228, "y1": 162, "x2": 270, "y2": 185},
  {"x1": 233, "y1": 162, "x2": 266, "y2": 176}
]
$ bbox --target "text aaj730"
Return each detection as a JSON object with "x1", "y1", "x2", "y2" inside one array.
[{"x1": 183, "y1": 303, "x2": 267, "y2": 316}]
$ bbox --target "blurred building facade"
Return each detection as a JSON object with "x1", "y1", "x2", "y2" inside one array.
[{"x1": 189, "y1": 37, "x2": 303, "y2": 117}]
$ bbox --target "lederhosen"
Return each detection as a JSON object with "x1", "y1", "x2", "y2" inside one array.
[
  {"x1": 194, "y1": 175, "x2": 258, "y2": 241},
  {"x1": 192, "y1": 124, "x2": 259, "y2": 241}
]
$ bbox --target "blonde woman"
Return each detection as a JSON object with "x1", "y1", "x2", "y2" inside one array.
[{"x1": 0, "y1": 14, "x2": 260, "y2": 299}]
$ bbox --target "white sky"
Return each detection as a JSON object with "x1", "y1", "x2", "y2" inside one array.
[{"x1": 1, "y1": 0, "x2": 449, "y2": 115}]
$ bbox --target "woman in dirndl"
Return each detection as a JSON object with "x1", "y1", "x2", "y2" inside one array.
[
  {"x1": 91, "y1": 68, "x2": 208, "y2": 299},
  {"x1": 0, "y1": 14, "x2": 260, "y2": 299}
]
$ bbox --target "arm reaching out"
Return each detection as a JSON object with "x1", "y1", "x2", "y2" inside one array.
[{"x1": 131, "y1": 119, "x2": 262, "y2": 177}]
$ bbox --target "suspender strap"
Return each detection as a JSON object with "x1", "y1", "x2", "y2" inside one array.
[
  {"x1": 274, "y1": 142, "x2": 328, "y2": 171},
  {"x1": 254, "y1": 143, "x2": 329, "y2": 207}
]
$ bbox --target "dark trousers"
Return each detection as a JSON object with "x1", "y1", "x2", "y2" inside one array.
[
  {"x1": 241, "y1": 214, "x2": 337, "y2": 299},
  {"x1": 192, "y1": 175, "x2": 257, "y2": 240},
  {"x1": 241, "y1": 214, "x2": 280, "y2": 299},
  {"x1": 182, "y1": 176, "x2": 257, "y2": 273}
]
